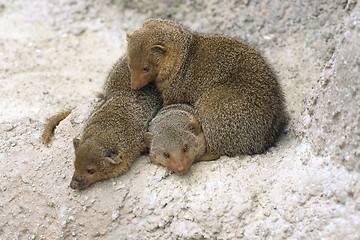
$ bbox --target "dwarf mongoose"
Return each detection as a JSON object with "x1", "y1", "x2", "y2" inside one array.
[
  {"x1": 42, "y1": 57, "x2": 162, "y2": 189},
  {"x1": 145, "y1": 103, "x2": 214, "y2": 174},
  {"x1": 126, "y1": 19, "x2": 287, "y2": 158}
]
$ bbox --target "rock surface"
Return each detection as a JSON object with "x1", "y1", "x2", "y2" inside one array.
[
  {"x1": 0, "y1": 0, "x2": 359, "y2": 239},
  {"x1": 300, "y1": 1, "x2": 360, "y2": 172}
]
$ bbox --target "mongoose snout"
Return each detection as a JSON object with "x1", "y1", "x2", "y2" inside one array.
[{"x1": 69, "y1": 174, "x2": 87, "y2": 190}]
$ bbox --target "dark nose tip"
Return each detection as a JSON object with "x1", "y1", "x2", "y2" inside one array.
[
  {"x1": 69, "y1": 177, "x2": 85, "y2": 190},
  {"x1": 69, "y1": 180, "x2": 79, "y2": 190}
]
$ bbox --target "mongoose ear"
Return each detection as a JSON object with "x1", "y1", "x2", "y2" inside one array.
[
  {"x1": 105, "y1": 156, "x2": 122, "y2": 165},
  {"x1": 186, "y1": 119, "x2": 202, "y2": 136},
  {"x1": 105, "y1": 153, "x2": 122, "y2": 165},
  {"x1": 73, "y1": 138, "x2": 80, "y2": 149},
  {"x1": 126, "y1": 33, "x2": 131, "y2": 41},
  {"x1": 144, "y1": 132, "x2": 153, "y2": 148},
  {"x1": 103, "y1": 149, "x2": 122, "y2": 165},
  {"x1": 151, "y1": 44, "x2": 166, "y2": 55}
]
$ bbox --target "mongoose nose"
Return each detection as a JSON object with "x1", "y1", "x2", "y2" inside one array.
[
  {"x1": 177, "y1": 168, "x2": 186, "y2": 174},
  {"x1": 131, "y1": 84, "x2": 139, "y2": 90},
  {"x1": 131, "y1": 79, "x2": 141, "y2": 90},
  {"x1": 176, "y1": 163, "x2": 187, "y2": 174},
  {"x1": 69, "y1": 180, "x2": 80, "y2": 190},
  {"x1": 69, "y1": 176, "x2": 85, "y2": 190}
]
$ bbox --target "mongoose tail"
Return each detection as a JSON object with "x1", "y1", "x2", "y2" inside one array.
[{"x1": 41, "y1": 109, "x2": 73, "y2": 145}]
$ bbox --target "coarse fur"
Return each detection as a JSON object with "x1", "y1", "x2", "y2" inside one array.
[
  {"x1": 127, "y1": 19, "x2": 288, "y2": 157},
  {"x1": 42, "y1": 109, "x2": 72, "y2": 145},
  {"x1": 70, "y1": 57, "x2": 162, "y2": 189},
  {"x1": 145, "y1": 104, "x2": 213, "y2": 174},
  {"x1": 42, "y1": 57, "x2": 162, "y2": 190}
]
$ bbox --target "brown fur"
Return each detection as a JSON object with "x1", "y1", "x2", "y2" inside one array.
[
  {"x1": 145, "y1": 104, "x2": 214, "y2": 174},
  {"x1": 42, "y1": 109, "x2": 72, "y2": 145},
  {"x1": 42, "y1": 57, "x2": 162, "y2": 190},
  {"x1": 127, "y1": 19, "x2": 288, "y2": 157}
]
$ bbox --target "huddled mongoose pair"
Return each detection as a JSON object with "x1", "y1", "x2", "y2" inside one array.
[
  {"x1": 127, "y1": 18, "x2": 287, "y2": 161},
  {"x1": 43, "y1": 18, "x2": 287, "y2": 189}
]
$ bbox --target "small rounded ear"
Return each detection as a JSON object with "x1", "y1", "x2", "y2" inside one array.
[
  {"x1": 126, "y1": 33, "x2": 131, "y2": 41},
  {"x1": 151, "y1": 44, "x2": 166, "y2": 55},
  {"x1": 105, "y1": 154, "x2": 122, "y2": 165},
  {"x1": 103, "y1": 149, "x2": 122, "y2": 165},
  {"x1": 144, "y1": 132, "x2": 154, "y2": 148},
  {"x1": 73, "y1": 138, "x2": 80, "y2": 149},
  {"x1": 186, "y1": 118, "x2": 202, "y2": 136},
  {"x1": 105, "y1": 156, "x2": 122, "y2": 165}
]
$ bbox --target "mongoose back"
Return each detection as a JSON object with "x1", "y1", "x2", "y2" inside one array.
[
  {"x1": 42, "y1": 57, "x2": 162, "y2": 190},
  {"x1": 126, "y1": 19, "x2": 287, "y2": 157},
  {"x1": 145, "y1": 103, "x2": 212, "y2": 174}
]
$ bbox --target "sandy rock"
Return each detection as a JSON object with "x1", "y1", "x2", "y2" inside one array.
[
  {"x1": 1, "y1": 0, "x2": 359, "y2": 239},
  {"x1": 300, "y1": 1, "x2": 360, "y2": 171}
]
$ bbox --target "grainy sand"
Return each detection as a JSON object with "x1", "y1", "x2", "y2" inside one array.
[{"x1": 1, "y1": 1, "x2": 359, "y2": 239}]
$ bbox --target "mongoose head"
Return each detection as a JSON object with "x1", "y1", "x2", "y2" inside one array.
[
  {"x1": 70, "y1": 137, "x2": 139, "y2": 190},
  {"x1": 145, "y1": 106, "x2": 206, "y2": 174},
  {"x1": 69, "y1": 138, "x2": 125, "y2": 189},
  {"x1": 126, "y1": 19, "x2": 192, "y2": 91},
  {"x1": 126, "y1": 31, "x2": 164, "y2": 90}
]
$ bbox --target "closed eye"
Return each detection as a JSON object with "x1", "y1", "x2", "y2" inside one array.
[{"x1": 143, "y1": 66, "x2": 150, "y2": 72}]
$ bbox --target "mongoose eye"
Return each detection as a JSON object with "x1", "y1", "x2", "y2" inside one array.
[
  {"x1": 163, "y1": 152, "x2": 170, "y2": 158},
  {"x1": 183, "y1": 144, "x2": 189, "y2": 153},
  {"x1": 143, "y1": 66, "x2": 150, "y2": 72},
  {"x1": 87, "y1": 169, "x2": 95, "y2": 175}
]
